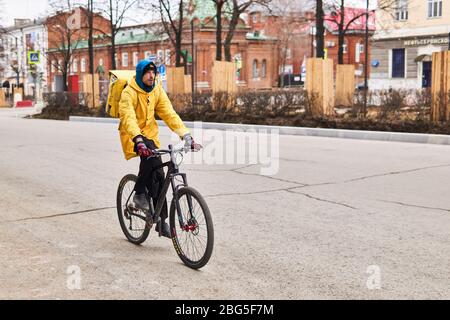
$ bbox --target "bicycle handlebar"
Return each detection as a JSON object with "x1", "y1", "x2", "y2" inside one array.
[{"x1": 146, "y1": 144, "x2": 200, "y2": 159}]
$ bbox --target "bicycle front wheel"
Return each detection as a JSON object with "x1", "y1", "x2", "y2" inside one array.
[
  {"x1": 169, "y1": 187, "x2": 214, "y2": 269},
  {"x1": 117, "y1": 174, "x2": 150, "y2": 245}
]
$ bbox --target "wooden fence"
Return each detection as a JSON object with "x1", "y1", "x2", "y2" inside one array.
[
  {"x1": 82, "y1": 74, "x2": 100, "y2": 108},
  {"x1": 306, "y1": 58, "x2": 335, "y2": 116},
  {"x1": 431, "y1": 51, "x2": 450, "y2": 122},
  {"x1": 335, "y1": 64, "x2": 355, "y2": 107},
  {"x1": 211, "y1": 61, "x2": 237, "y2": 94},
  {"x1": 166, "y1": 67, "x2": 191, "y2": 94}
]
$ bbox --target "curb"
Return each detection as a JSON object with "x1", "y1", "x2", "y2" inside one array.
[{"x1": 69, "y1": 116, "x2": 450, "y2": 146}]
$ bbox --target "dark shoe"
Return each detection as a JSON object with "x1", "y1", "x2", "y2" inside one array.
[
  {"x1": 133, "y1": 193, "x2": 149, "y2": 211},
  {"x1": 155, "y1": 221, "x2": 171, "y2": 238}
]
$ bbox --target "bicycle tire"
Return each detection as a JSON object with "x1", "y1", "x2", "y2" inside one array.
[
  {"x1": 117, "y1": 174, "x2": 150, "y2": 245},
  {"x1": 169, "y1": 186, "x2": 214, "y2": 269}
]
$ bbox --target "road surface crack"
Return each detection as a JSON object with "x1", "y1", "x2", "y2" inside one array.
[
  {"x1": 343, "y1": 164, "x2": 450, "y2": 184},
  {"x1": 4, "y1": 206, "x2": 115, "y2": 223},
  {"x1": 377, "y1": 200, "x2": 450, "y2": 213},
  {"x1": 204, "y1": 186, "x2": 299, "y2": 198},
  {"x1": 284, "y1": 189, "x2": 357, "y2": 210}
]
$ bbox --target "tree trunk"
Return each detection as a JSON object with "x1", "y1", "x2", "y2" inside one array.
[
  {"x1": 215, "y1": 1, "x2": 224, "y2": 61},
  {"x1": 175, "y1": 0, "x2": 184, "y2": 67},
  {"x1": 88, "y1": 0, "x2": 94, "y2": 74},
  {"x1": 224, "y1": 8, "x2": 240, "y2": 62},
  {"x1": 62, "y1": 68, "x2": 68, "y2": 92},
  {"x1": 337, "y1": 0, "x2": 345, "y2": 64},
  {"x1": 315, "y1": 0, "x2": 324, "y2": 58},
  {"x1": 109, "y1": 0, "x2": 117, "y2": 70}
]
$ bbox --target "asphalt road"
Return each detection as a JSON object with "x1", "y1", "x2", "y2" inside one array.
[{"x1": 0, "y1": 110, "x2": 449, "y2": 299}]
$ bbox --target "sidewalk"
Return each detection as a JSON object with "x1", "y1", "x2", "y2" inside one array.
[
  {"x1": 0, "y1": 103, "x2": 45, "y2": 119},
  {"x1": 69, "y1": 116, "x2": 450, "y2": 145}
]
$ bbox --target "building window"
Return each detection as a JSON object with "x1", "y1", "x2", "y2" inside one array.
[
  {"x1": 355, "y1": 43, "x2": 361, "y2": 63},
  {"x1": 395, "y1": 0, "x2": 408, "y2": 20},
  {"x1": 144, "y1": 51, "x2": 151, "y2": 60},
  {"x1": 157, "y1": 49, "x2": 163, "y2": 64},
  {"x1": 72, "y1": 59, "x2": 78, "y2": 72},
  {"x1": 51, "y1": 60, "x2": 56, "y2": 73},
  {"x1": 428, "y1": 0, "x2": 442, "y2": 18},
  {"x1": 165, "y1": 49, "x2": 171, "y2": 65},
  {"x1": 262, "y1": 59, "x2": 267, "y2": 78},
  {"x1": 99, "y1": 58, "x2": 103, "y2": 66},
  {"x1": 81, "y1": 58, "x2": 86, "y2": 72},
  {"x1": 342, "y1": 42, "x2": 348, "y2": 53},
  {"x1": 133, "y1": 52, "x2": 139, "y2": 66},
  {"x1": 359, "y1": 43, "x2": 364, "y2": 54},
  {"x1": 58, "y1": 60, "x2": 62, "y2": 73},
  {"x1": 252, "y1": 14, "x2": 258, "y2": 23},
  {"x1": 252, "y1": 59, "x2": 258, "y2": 78},
  {"x1": 391, "y1": 48, "x2": 405, "y2": 78},
  {"x1": 285, "y1": 48, "x2": 291, "y2": 59},
  {"x1": 122, "y1": 52, "x2": 129, "y2": 67}
]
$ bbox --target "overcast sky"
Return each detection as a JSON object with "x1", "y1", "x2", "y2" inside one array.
[
  {"x1": 2, "y1": 0, "x2": 48, "y2": 25},
  {"x1": 1, "y1": 0, "x2": 378, "y2": 27}
]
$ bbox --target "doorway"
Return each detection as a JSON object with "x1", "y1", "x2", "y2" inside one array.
[{"x1": 422, "y1": 61, "x2": 432, "y2": 88}]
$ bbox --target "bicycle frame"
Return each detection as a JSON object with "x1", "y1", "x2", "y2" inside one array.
[{"x1": 125, "y1": 145, "x2": 196, "y2": 237}]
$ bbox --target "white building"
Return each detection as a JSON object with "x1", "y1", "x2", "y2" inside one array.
[
  {"x1": 0, "y1": 18, "x2": 48, "y2": 99},
  {"x1": 370, "y1": 0, "x2": 450, "y2": 90}
]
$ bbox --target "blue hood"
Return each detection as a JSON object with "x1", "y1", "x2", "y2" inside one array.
[{"x1": 136, "y1": 60, "x2": 157, "y2": 93}]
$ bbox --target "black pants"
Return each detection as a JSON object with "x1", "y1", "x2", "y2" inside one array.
[{"x1": 134, "y1": 143, "x2": 168, "y2": 221}]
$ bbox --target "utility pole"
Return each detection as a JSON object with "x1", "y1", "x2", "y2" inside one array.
[
  {"x1": 191, "y1": 19, "x2": 195, "y2": 109},
  {"x1": 88, "y1": 0, "x2": 96, "y2": 108},
  {"x1": 363, "y1": 0, "x2": 369, "y2": 118}
]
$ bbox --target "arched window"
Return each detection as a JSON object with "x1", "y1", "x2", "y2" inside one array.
[
  {"x1": 262, "y1": 59, "x2": 267, "y2": 78},
  {"x1": 72, "y1": 59, "x2": 78, "y2": 73},
  {"x1": 81, "y1": 58, "x2": 86, "y2": 72},
  {"x1": 253, "y1": 59, "x2": 259, "y2": 78}
]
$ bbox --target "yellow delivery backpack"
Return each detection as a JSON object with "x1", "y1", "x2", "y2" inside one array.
[{"x1": 105, "y1": 70, "x2": 135, "y2": 118}]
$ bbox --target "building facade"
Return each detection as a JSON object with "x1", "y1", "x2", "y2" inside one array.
[
  {"x1": 370, "y1": 0, "x2": 450, "y2": 90},
  {"x1": 0, "y1": 19, "x2": 48, "y2": 99}
]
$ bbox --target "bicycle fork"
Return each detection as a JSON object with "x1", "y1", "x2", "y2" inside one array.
[{"x1": 171, "y1": 174, "x2": 197, "y2": 232}]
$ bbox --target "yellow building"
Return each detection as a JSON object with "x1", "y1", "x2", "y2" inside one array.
[{"x1": 370, "y1": 0, "x2": 450, "y2": 89}]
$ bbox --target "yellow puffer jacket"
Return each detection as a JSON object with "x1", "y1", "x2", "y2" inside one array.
[{"x1": 118, "y1": 77, "x2": 190, "y2": 160}]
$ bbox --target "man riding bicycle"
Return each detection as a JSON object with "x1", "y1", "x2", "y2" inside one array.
[{"x1": 118, "y1": 59, "x2": 202, "y2": 238}]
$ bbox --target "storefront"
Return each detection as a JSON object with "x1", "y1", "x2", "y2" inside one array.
[{"x1": 370, "y1": 34, "x2": 449, "y2": 90}]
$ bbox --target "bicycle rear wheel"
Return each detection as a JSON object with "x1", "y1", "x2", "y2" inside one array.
[
  {"x1": 117, "y1": 174, "x2": 150, "y2": 245},
  {"x1": 169, "y1": 187, "x2": 214, "y2": 269}
]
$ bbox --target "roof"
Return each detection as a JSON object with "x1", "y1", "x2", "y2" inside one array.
[
  {"x1": 324, "y1": 7, "x2": 376, "y2": 33},
  {"x1": 48, "y1": 30, "x2": 169, "y2": 51}
]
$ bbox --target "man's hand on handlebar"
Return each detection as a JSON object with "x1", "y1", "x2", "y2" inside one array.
[
  {"x1": 183, "y1": 134, "x2": 203, "y2": 152},
  {"x1": 133, "y1": 135, "x2": 155, "y2": 158}
]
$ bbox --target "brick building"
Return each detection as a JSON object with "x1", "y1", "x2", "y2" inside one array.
[
  {"x1": 248, "y1": 7, "x2": 375, "y2": 85},
  {"x1": 45, "y1": 3, "x2": 375, "y2": 93}
]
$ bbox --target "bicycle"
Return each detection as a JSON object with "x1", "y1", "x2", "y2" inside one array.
[{"x1": 116, "y1": 143, "x2": 214, "y2": 269}]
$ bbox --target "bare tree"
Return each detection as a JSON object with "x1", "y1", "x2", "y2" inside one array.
[
  {"x1": 98, "y1": 0, "x2": 139, "y2": 70},
  {"x1": 212, "y1": 0, "x2": 227, "y2": 61},
  {"x1": 269, "y1": 0, "x2": 308, "y2": 86},
  {"x1": 46, "y1": 1, "x2": 85, "y2": 91},
  {"x1": 223, "y1": 0, "x2": 271, "y2": 62},
  {"x1": 155, "y1": 0, "x2": 188, "y2": 69},
  {"x1": 323, "y1": 0, "x2": 397, "y2": 64},
  {"x1": 315, "y1": 0, "x2": 324, "y2": 58}
]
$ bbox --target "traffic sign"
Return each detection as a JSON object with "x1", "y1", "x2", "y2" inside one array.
[{"x1": 28, "y1": 51, "x2": 40, "y2": 65}]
